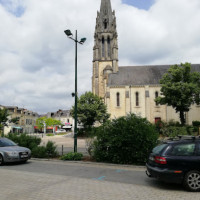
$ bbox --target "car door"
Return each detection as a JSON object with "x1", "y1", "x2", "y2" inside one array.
[{"x1": 194, "y1": 142, "x2": 200, "y2": 171}]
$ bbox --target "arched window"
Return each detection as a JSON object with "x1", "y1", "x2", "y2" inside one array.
[
  {"x1": 136, "y1": 92, "x2": 139, "y2": 106},
  {"x1": 155, "y1": 91, "x2": 159, "y2": 106},
  {"x1": 102, "y1": 37, "x2": 105, "y2": 57},
  {"x1": 104, "y1": 19, "x2": 107, "y2": 29},
  {"x1": 116, "y1": 92, "x2": 120, "y2": 107},
  {"x1": 107, "y1": 37, "x2": 111, "y2": 57}
]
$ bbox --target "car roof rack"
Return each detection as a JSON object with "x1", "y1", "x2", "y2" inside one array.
[{"x1": 167, "y1": 135, "x2": 200, "y2": 141}]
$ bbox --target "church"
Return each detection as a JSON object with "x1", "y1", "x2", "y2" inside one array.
[{"x1": 92, "y1": 0, "x2": 200, "y2": 124}]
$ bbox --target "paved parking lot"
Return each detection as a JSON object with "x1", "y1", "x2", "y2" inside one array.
[
  {"x1": 1, "y1": 160, "x2": 200, "y2": 200},
  {"x1": 35, "y1": 133, "x2": 88, "y2": 155}
]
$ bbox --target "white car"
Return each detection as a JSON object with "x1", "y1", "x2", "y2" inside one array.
[{"x1": 55, "y1": 129, "x2": 66, "y2": 133}]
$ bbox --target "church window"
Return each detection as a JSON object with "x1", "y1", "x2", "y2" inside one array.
[
  {"x1": 104, "y1": 19, "x2": 107, "y2": 29},
  {"x1": 102, "y1": 37, "x2": 105, "y2": 57},
  {"x1": 116, "y1": 92, "x2": 120, "y2": 107},
  {"x1": 155, "y1": 91, "x2": 159, "y2": 106},
  {"x1": 136, "y1": 92, "x2": 139, "y2": 106},
  {"x1": 107, "y1": 37, "x2": 111, "y2": 57}
]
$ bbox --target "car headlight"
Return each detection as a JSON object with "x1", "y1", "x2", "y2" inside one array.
[{"x1": 5, "y1": 151, "x2": 19, "y2": 157}]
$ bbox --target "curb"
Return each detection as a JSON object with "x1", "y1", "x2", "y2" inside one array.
[{"x1": 30, "y1": 158, "x2": 146, "y2": 169}]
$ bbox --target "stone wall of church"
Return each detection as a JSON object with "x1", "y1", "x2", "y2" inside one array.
[
  {"x1": 98, "y1": 61, "x2": 112, "y2": 98},
  {"x1": 186, "y1": 105, "x2": 200, "y2": 124},
  {"x1": 105, "y1": 85, "x2": 200, "y2": 125}
]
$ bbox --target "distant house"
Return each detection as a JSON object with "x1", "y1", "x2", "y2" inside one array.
[
  {"x1": 1, "y1": 105, "x2": 39, "y2": 134},
  {"x1": 47, "y1": 109, "x2": 73, "y2": 130}
]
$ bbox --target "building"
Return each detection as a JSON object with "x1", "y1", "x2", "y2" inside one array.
[
  {"x1": 47, "y1": 109, "x2": 73, "y2": 130},
  {"x1": 92, "y1": 0, "x2": 200, "y2": 124},
  {"x1": 1, "y1": 105, "x2": 39, "y2": 134}
]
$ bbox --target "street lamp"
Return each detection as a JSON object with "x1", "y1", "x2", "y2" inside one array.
[{"x1": 64, "y1": 29, "x2": 86, "y2": 153}]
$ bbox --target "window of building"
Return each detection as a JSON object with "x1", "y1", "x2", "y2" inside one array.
[
  {"x1": 116, "y1": 92, "x2": 120, "y2": 107},
  {"x1": 155, "y1": 91, "x2": 159, "y2": 106},
  {"x1": 135, "y1": 92, "x2": 139, "y2": 106},
  {"x1": 102, "y1": 37, "x2": 105, "y2": 57},
  {"x1": 107, "y1": 37, "x2": 111, "y2": 57},
  {"x1": 104, "y1": 19, "x2": 107, "y2": 29}
]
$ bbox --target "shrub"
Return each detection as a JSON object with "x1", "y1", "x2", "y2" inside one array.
[
  {"x1": 6, "y1": 133, "x2": 58, "y2": 158},
  {"x1": 166, "y1": 126, "x2": 188, "y2": 138},
  {"x1": 6, "y1": 133, "x2": 41, "y2": 150},
  {"x1": 192, "y1": 121, "x2": 200, "y2": 127},
  {"x1": 32, "y1": 146, "x2": 47, "y2": 158},
  {"x1": 92, "y1": 114, "x2": 159, "y2": 165},
  {"x1": 45, "y1": 141, "x2": 58, "y2": 157},
  {"x1": 60, "y1": 152, "x2": 83, "y2": 161},
  {"x1": 46, "y1": 133, "x2": 54, "y2": 136}
]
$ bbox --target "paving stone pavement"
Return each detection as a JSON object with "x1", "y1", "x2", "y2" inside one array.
[{"x1": 1, "y1": 166, "x2": 200, "y2": 200}]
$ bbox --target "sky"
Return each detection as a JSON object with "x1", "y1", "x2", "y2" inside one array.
[{"x1": 0, "y1": 0, "x2": 200, "y2": 114}]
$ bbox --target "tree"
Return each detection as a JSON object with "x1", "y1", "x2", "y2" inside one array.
[
  {"x1": 156, "y1": 63, "x2": 200, "y2": 125},
  {"x1": 0, "y1": 108, "x2": 9, "y2": 136},
  {"x1": 10, "y1": 117, "x2": 20, "y2": 124},
  {"x1": 71, "y1": 91, "x2": 110, "y2": 130},
  {"x1": 36, "y1": 117, "x2": 62, "y2": 133}
]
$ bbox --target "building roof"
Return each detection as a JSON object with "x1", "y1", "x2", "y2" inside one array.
[
  {"x1": 108, "y1": 64, "x2": 200, "y2": 86},
  {"x1": 47, "y1": 110, "x2": 71, "y2": 118}
]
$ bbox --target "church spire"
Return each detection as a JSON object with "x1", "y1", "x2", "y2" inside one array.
[
  {"x1": 100, "y1": 0, "x2": 112, "y2": 19},
  {"x1": 92, "y1": 0, "x2": 119, "y2": 97}
]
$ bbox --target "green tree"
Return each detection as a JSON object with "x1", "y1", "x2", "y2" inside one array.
[
  {"x1": 0, "y1": 108, "x2": 9, "y2": 137},
  {"x1": 10, "y1": 117, "x2": 20, "y2": 124},
  {"x1": 36, "y1": 116, "x2": 48, "y2": 130},
  {"x1": 71, "y1": 91, "x2": 110, "y2": 130},
  {"x1": 36, "y1": 117, "x2": 62, "y2": 133},
  {"x1": 156, "y1": 63, "x2": 200, "y2": 125}
]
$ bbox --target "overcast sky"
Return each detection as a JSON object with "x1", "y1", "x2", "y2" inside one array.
[{"x1": 0, "y1": 0, "x2": 200, "y2": 114}]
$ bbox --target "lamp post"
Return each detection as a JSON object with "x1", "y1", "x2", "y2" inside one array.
[{"x1": 64, "y1": 29, "x2": 86, "y2": 153}]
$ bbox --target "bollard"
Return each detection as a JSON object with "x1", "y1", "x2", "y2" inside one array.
[{"x1": 62, "y1": 145, "x2": 64, "y2": 156}]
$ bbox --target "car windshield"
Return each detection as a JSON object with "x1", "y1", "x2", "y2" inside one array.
[
  {"x1": 0, "y1": 138, "x2": 17, "y2": 147},
  {"x1": 152, "y1": 144, "x2": 168, "y2": 154}
]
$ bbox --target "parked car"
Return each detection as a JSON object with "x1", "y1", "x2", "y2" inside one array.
[
  {"x1": 55, "y1": 129, "x2": 66, "y2": 133},
  {"x1": 0, "y1": 137, "x2": 31, "y2": 165},
  {"x1": 146, "y1": 136, "x2": 200, "y2": 192}
]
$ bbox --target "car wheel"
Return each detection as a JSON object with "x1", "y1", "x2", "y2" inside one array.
[
  {"x1": 0, "y1": 154, "x2": 4, "y2": 166},
  {"x1": 183, "y1": 170, "x2": 200, "y2": 192}
]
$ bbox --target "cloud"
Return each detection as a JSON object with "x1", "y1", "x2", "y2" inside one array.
[{"x1": 0, "y1": 0, "x2": 200, "y2": 114}]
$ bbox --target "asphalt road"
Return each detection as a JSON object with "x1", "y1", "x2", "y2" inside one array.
[{"x1": 1, "y1": 159, "x2": 200, "y2": 200}]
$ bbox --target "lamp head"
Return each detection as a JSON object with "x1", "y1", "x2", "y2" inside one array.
[
  {"x1": 64, "y1": 29, "x2": 73, "y2": 37},
  {"x1": 79, "y1": 38, "x2": 86, "y2": 44},
  {"x1": 71, "y1": 93, "x2": 75, "y2": 97}
]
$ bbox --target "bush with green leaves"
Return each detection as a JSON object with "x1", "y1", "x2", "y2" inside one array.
[
  {"x1": 6, "y1": 133, "x2": 41, "y2": 150},
  {"x1": 193, "y1": 121, "x2": 200, "y2": 127},
  {"x1": 46, "y1": 133, "x2": 54, "y2": 136},
  {"x1": 32, "y1": 146, "x2": 48, "y2": 158},
  {"x1": 31, "y1": 141, "x2": 58, "y2": 158},
  {"x1": 6, "y1": 133, "x2": 58, "y2": 158},
  {"x1": 60, "y1": 152, "x2": 83, "y2": 161},
  {"x1": 165, "y1": 126, "x2": 188, "y2": 138},
  {"x1": 92, "y1": 114, "x2": 159, "y2": 165}
]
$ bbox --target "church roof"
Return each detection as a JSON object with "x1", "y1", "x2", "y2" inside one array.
[{"x1": 108, "y1": 64, "x2": 200, "y2": 86}]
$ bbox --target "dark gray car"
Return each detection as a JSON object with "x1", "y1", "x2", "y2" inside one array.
[{"x1": 0, "y1": 137, "x2": 31, "y2": 165}]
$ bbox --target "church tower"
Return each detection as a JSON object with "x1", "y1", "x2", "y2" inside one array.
[{"x1": 92, "y1": 0, "x2": 118, "y2": 98}]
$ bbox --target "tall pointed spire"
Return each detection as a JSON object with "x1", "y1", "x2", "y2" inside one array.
[
  {"x1": 92, "y1": 0, "x2": 119, "y2": 97},
  {"x1": 100, "y1": 0, "x2": 112, "y2": 18}
]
